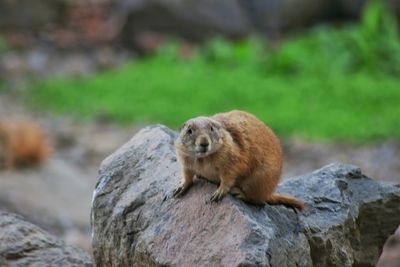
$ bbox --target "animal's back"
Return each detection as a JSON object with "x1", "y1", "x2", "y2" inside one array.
[{"x1": 211, "y1": 110, "x2": 283, "y2": 179}]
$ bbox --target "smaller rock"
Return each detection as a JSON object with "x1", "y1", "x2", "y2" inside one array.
[{"x1": 0, "y1": 212, "x2": 92, "y2": 266}]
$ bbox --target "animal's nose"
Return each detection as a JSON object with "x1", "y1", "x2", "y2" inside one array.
[
  {"x1": 198, "y1": 136, "x2": 209, "y2": 148},
  {"x1": 200, "y1": 142, "x2": 209, "y2": 148}
]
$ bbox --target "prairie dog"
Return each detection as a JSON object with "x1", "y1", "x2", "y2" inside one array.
[
  {"x1": 0, "y1": 118, "x2": 51, "y2": 169},
  {"x1": 174, "y1": 110, "x2": 303, "y2": 211}
]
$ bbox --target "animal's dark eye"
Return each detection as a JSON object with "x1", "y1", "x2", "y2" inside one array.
[
  {"x1": 210, "y1": 126, "x2": 214, "y2": 132},
  {"x1": 187, "y1": 128, "x2": 193, "y2": 135}
]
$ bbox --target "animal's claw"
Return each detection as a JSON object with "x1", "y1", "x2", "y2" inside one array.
[
  {"x1": 172, "y1": 186, "x2": 184, "y2": 197},
  {"x1": 172, "y1": 183, "x2": 190, "y2": 198},
  {"x1": 209, "y1": 188, "x2": 227, "y2": 202}
]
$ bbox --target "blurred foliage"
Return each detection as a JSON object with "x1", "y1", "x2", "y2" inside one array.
[
  {"x1": 28, "y1": 0, "x2": 400, "y2": 142},
  {"x1": 199, "y1": 0, "x2": 400, "y2": 76}
]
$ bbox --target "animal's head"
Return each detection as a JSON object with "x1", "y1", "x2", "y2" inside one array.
[{"x1": 175, "y1": 116, "x2": 224, "y2": 158}]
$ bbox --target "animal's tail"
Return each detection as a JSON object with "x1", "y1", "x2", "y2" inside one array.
[{"x1": 267, "y1": 194, "x2": 304, "y2": 211}]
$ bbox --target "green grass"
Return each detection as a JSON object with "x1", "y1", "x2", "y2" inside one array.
[
  {"x1": 28, "y1": 58, "x2": 400, "y2": 141},
  {"x1": 27, "y1": 1, "x2": 400, "y2": 141}
]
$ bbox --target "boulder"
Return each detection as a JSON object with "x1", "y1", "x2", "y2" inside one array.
[
  {"x1": 238, "y1": 0, "x2": 336, "y2": 36},
  {"x1": 0, "y1": 212, "x2": 92, "y2": 266},
  {"x1": 91, "y1": 125, "x2": 400, "y2": 267},
  {"x1": 117, "y1": 0, "x2": 251, "y2": 45},
  {"x1": 118, "y1": 0, "x2": 337, "y2": 43}
]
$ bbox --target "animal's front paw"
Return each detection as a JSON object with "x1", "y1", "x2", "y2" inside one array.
[
  {"x1": 172, "y1": 185, "x2": 186, "y2": 197},
  {"x1": 172, "y1": 182, "x2": 191, "y2": 198},
  {"x1": 209, "y1": 188, "x2": 228, "y2": 202}
]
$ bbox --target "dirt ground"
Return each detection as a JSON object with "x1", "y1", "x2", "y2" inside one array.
[{"x1": 0, "y1": 91, "x2": 399, "y2": 253}]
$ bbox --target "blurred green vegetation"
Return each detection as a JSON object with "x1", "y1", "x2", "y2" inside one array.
[{"x1": 28, "y1": 1, "x2": 400, "y2": 141}]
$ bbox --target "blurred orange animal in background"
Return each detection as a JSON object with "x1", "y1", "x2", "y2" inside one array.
[{"x1": 0, "y1": 118, "x2": 51, "y2": 169}]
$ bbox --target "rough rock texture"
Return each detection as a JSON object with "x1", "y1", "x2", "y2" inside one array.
[
  {"x1": 376, "y1": 225, "x2": 400, "y2": 267},
  {"x1": 0, "y1": 212, "x2": 92, "y2": 266},
  {"x1": 91, "y1": 125, "x2": 400, "y2": 267}
]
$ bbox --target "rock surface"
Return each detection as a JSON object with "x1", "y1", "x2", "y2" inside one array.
[
  {"x1": 91, "y1": 125, "x2": 400, "y2": 267},
  {"x1": 0, "y1": 212, "x2": 92, "y2": 266}
]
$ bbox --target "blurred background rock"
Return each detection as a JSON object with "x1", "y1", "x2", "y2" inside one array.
[
  {"x1": 1, "y1": 0, "x2": 400, "y2": 80},
  {"x1": 0, "y1": 0, "x2": 399, "y2": 259}
]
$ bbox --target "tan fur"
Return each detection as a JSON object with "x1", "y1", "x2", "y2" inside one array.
[
  {"x1": 174, "y1": 110, "x2": 304, "y2": 211},
  {"x1": 0, "y1": 118, "x2": 51, "y2": 169}
]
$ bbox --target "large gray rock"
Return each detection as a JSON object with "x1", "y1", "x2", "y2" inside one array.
[
  {"x1": 118, "y1": 0, "x2": 251, "y2": 45},
  {"x1": 239, "y1": 0, "x2": 335, "y2": 36},
  {"x1": 118, "y1": 0, "x2": 337, "y2": 42},
  {"x1": 91, "y1": 125, "x2": 400, "y2": 267},
  {"x1": 0, "y1": 212, "x2": 92, "y2": 266}
]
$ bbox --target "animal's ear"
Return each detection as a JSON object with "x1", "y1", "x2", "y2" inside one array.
[
  {"x1": 211, "y1": 120, "x2": 222, "y2": 130},
  {"x1": 179, "y1": 122, "x2": 187, "y2": 132}
]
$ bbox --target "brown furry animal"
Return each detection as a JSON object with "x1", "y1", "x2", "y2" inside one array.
[
  {"x1": 174, "y1": 110, "x2": 304, "y2": 211},
  {"x1": 0, "y1": 118, "x2": 51, "y2": 169}
]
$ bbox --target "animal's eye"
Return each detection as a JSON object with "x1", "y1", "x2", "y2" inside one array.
[
  {"x1": 210, "y1": 126, "x2": 214, "y2": 132},
  {"x1": 187, "y1": 128, "x2": 193, "y2": 135}
]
